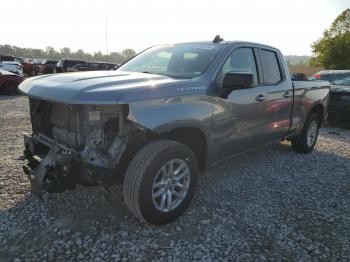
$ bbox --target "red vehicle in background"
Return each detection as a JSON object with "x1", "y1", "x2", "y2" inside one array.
[
  {"x1": 40, "y1": 60, "x2": 58, "y2": 74},
  {"x1": 22, "y1": 58, "x2": 44, "y2": 76},
  {"x1": 311, "y1": 70, "x2": 350, "y2": 82},
  {"x1": 22, "y1": 59, "x2": 34, "y2": 76},
  {"x1": 0, "y1": 69, "x2": 24, "y2": 95}
]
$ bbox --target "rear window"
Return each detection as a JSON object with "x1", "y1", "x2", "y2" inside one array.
[
  {"x1": 45, "y1": 60, "x2": 58, "y2": 65},
  {"x1": 320, "y1": 74, "x2": 334, "y2": 81},
  {"x1": 260, "y1": 50, "x2": 282, "y2": 84}
]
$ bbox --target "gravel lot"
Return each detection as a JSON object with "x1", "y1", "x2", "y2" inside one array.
[{"x1": 1, "y1": 96, "x2": 350, "y2": 261}]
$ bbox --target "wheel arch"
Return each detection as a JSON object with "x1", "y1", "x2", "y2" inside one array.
[
  {"x1": 114, "y1": 122, "x2": 209, "y2": 176},
  {"x1": 157, "y1": 127, "x2": 208, "y2": 172},
  {"x1": 309, "y1": 103, "x2": 325, "y2": 126}
]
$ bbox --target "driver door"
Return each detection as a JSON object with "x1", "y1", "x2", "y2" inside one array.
[{"x1": 211, "y1": 47, "x2": 277, "y2": 161}]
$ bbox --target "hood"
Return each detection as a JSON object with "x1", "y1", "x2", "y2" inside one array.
[{"x1": 18, "y1": 70, "x2": 193, "y2": 104}]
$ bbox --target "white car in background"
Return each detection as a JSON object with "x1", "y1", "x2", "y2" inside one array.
[{"x1": 0, "y1": 61, "x2": 23, "y2": 76}]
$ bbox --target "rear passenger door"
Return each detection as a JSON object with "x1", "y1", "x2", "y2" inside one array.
[{"x1": 255, "y1": 48, "x2": 293, "y2": 143}]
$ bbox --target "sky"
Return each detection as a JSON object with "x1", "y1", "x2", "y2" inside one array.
[{"x1": 1, "y1": 0, "x2": 349, "y2": 56}]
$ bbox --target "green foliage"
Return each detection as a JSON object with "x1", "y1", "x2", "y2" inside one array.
[
  {"x1": 0, "y1": 45, "x2": 137, "y2": 64},
  {"x1": 121, "y1": 49, "x2": 137, "y2": 60},
  {"x1": 309, "y1": 9, "x2": 350, "y2": 69}
]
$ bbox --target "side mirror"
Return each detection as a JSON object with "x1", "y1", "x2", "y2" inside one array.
[{"x1": 223, "y1": 72, "x2": 254, "y2": 90}]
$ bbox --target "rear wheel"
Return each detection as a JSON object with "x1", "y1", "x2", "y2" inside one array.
[
  {"x1": 123, "y1": 140, "x2": 198, "y2": 225},
  {"x1": 2, "y1": 82, "x2": 18, "y2": 95},
  {"x1": 291, "y1": 113, "x2": 320, "y2": 153}
]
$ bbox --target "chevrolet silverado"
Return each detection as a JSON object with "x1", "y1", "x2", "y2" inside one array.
[{"x1": 19, "y1": 37, "x2": 330, "y2": 225}]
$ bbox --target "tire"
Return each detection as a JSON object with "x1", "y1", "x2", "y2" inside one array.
[
  {"x1": 2, "y1": 82, "x2": 18, "y2": 95},
  {"x1": 123, "y1": 139, "x2": 199, "y2": 225},
  {"x1": 291, "y1": 113, "x2": 320, "y2": 153}
]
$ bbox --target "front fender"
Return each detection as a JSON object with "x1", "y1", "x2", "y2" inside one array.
[{"x1": 127, "y1": 96, "x2": 214, "y2": 136}]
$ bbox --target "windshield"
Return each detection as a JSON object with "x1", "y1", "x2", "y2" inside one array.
[{"x1": 118, "y1": 43, "x2": 223, "y2": 79}]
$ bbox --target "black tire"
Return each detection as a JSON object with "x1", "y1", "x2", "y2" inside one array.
[
  {"x1": 291, "y1": 113, "x2": 320, "y2": 153},
  {"x1": 2, "y1": 82, "x2": 18, "y2": 95},
  {"x1": 123, "y1": 139, "x2": 198, "y2": 225}
]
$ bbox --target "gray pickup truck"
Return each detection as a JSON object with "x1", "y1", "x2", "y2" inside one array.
[{"x1": 19, "y1": 37, "x2": 330, "y2": 225}]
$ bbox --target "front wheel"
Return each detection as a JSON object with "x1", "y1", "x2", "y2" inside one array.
[
  {"x1": 123, "y1": 140, "x2": 198, "y2": 225},
  {"x1": 291, "y1": 113, "x2": 320, "y2": 153}
]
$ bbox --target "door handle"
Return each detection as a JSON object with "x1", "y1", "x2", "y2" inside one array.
[
  {"x1": 283, "y1": 91, "x2": 293, "y2": 98},
  {"x1": 255, "y1": 94, "x2": 266, "y2": 102}
]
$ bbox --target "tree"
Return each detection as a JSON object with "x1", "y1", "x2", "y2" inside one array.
[
  {"x1": 60, "y1": 47, "x2": 71, "y2": 58},
  {"x1": 122, "y1": 49, "x2": 137, "y2": 60},
  {"x1": 0, "y1": 44, "x2": 136, "y2": 64},
  {"x1": 45, "y1": 46, "x2": 59, "y2": 59},
  {"x1": 93, "y1": 51, "x2": 105, "y2": 62},
  {"x1": 109, "y1": 52, "x2": 125, "y2": 64},
  {"x1": 309, "y1": 9, "x2": 350, "y2": 69}
]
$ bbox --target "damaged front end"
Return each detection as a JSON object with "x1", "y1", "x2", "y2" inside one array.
[{"x1": 22, "y1": 98, "x2": 134, "y2": 196}]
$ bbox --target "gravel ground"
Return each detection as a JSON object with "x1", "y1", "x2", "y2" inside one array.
[{"x1": 1, "y1": 96, "x2": 350, "y2": 261}]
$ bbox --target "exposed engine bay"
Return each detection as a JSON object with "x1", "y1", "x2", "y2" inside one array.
[{"x1": 22, "y1": 98, "x2": 138, "y2": 196}]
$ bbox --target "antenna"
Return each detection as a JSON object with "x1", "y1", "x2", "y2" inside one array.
[
  {"x1": 105, "y1": 16, "x2": 109, "y2": 64},
  {"x1": 213, "y1": 35, "x2": 223, "y2": 43}
]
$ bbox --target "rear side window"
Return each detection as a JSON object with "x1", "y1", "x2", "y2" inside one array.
[{"x1": 260, "y1": 50, "x2": 282, "y2": 84}]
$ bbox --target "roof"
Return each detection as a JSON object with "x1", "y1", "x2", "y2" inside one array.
[{"x1": 174, "y1": 40, "x2": 280, "y2": 50}]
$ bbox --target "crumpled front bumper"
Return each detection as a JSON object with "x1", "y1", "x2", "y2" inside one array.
[{"x1": 22, "y1": 133, "x2": 111, "y2": 197}]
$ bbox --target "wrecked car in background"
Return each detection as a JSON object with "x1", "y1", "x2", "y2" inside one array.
[
  {"x1": 56, "y1": 59, "x2": 88, "y2": 73},
  {"x1": 0, "y1": 69, "x2": 24, "y2": 95},
  {"x1": 19, "y1": 38, "x2": 330, "y2": 225},
  {"x1": 40, "y1": 60, "x2": 59, "y2": 74},
  {"x1": 311, "y1": 70, "x2": 350, "y2": 82},
  {"x1": 0, "y1": 61, "x2": 23, "y2": 76}
]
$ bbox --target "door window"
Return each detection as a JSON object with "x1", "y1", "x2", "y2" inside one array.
[
  {"x1": 218, "y1": 48, "x2": 259, "y2": 87},
  {"x1": 260, "y1": 50, "x2": 282, "y2": 84}
]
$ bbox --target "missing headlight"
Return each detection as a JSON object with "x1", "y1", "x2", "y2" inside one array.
[{"x1": 104, "y1": 117, "x2": 119, "y2": 144}]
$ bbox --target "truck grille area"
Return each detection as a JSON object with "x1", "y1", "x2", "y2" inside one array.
[
  {"x1": 29, "y1": 98, "x2": 122, "y2": 151},
  {"x1": 52, "y1": 127, "x2": 79, "y2": 149},
  {"x1": 51, "y1": 103, "x2": 80, "y2": 133}
]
